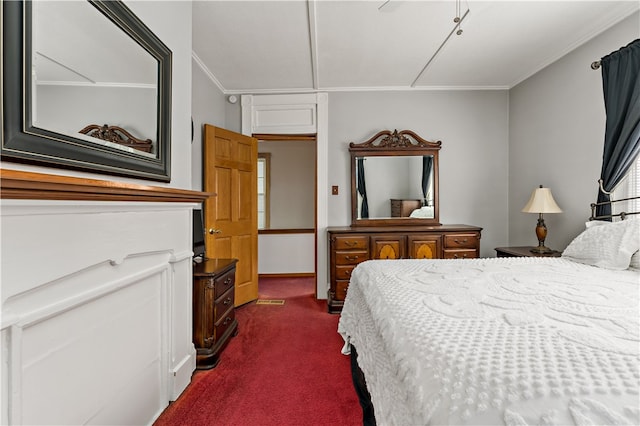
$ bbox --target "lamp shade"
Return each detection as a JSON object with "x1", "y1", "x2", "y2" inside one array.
[{"x1": 521, "y1": 186, "x2": 562, "y2": 213}]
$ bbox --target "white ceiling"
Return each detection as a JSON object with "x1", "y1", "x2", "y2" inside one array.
[{"x1": 192, "y1": 0, "x2": 640, "y2": 94}]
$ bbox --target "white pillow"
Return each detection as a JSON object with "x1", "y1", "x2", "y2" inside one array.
[
  {"x1": 562, "y1": 219, "x2": 640, "y2": 270},
  {"x1": 630, "y1": 251, "x2": 640, "y2": 270},
  {"x1": 585, "y1": 220, "x2": 609, "y2": 228}
]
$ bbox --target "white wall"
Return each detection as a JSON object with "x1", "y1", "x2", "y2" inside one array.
[
  {"x1": 508, "y1": 12, "x2": 640, "y2": 251},
  {"x1": 1, "y1": 202, "x2": 196, "y2": 425},
  {"x1": 1, "y1": 2, "x2": 197, "y2": 424},
  {"x1": 258, "y1": 233, "x2": 315, "y2": 274},
  {"x1": 327, "y1": 90, "x2": 510, "y2": 258}
]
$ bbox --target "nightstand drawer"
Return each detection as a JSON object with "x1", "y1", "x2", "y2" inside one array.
[
  {"x1": 214, "y1": 307, "x2": 235, "y2": 341},
  {"x1": 495, "y1": 246, "x2": 562, "y2": 258},
  {"x1": 214, "y1": 286, "x2": 234, "y2": 319},
  {"x1": 214, "y1": 268, "x2": 235, "y2": 297}
]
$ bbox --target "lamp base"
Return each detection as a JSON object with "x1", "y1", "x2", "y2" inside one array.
[{"x1": 530, "y1": 245, "x2": 553, "y2": 254}]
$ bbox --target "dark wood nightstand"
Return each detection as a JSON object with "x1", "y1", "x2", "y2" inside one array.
[
  {"x1": 495, "y1": 246, "x2": 562, "y2": 258},
  {"x1": 193, "y1": 258, "x2": 238, "y2": 369}
]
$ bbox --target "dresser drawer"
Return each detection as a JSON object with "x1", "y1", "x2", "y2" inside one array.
[
  {"x1": 214, "y1": 268, "x2": 235, "y2": 297},
  {"x1": 335, "y1": 250, "x2": 369, "y2": 265},
  {"x1": 443, "y1": 233, "x2": 478, "y2": 249},
  {"x1": 335, "y1": 265, "x2": 356, "y2": 280},
  {"x1": 334, "y1": 235, "x2": 368, "y2": 250},
  {"x1": 443, "y1": 249, "x2": 478, "y2": 260},
  {"x1": 335, "y1": 280, "x2": 350, "y2": 301}
]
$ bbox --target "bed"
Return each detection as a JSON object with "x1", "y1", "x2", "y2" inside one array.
[{"x1": 338, "y1": 217, "x2": 640, "y2": 425}]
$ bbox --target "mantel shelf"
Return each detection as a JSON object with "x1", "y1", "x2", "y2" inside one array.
[{"x1": 0, "y1": 169, "x2": 212, "y2": 202}]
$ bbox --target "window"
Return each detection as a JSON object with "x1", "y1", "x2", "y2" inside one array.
[
  {"x1": 612, "y1": 154, "x2": 640, "y2": 217},
  {"x1": 257, "y1": 153, "x2": 270, "y2": 229}
]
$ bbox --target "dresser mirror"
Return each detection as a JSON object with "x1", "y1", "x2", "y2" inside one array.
[
  {"x1": 2, "y1": 0, "x2": 172, "y2": 181},
  {"x1": 350, "y1": 129, "x2": 441, "y2": 226}
]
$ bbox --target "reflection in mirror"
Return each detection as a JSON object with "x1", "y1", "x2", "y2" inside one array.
[
  {"x1": 355, "y1": 155, "x2": 434, "y2": 219},
  {"x1": 31, "y1": 1, "x2": 158, "y2": 157},
  {"x1": 349, "y1": 129, "x2": 441, "y2": 226}
]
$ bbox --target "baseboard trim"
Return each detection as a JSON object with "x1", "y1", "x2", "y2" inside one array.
[
  {"x1": 258, "y1": 273, "x2": 315, "y2": 279},
  {"x1": 170, "y1": 347, "x2": 196, "y2": 401}
]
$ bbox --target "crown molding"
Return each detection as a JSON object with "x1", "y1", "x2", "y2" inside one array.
[{"x1": 192, "y1": 51, "x2": 226, "y2": 94}]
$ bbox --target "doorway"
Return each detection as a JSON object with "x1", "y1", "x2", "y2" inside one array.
[{"x1": 255, "y1": 133, "x2": 317, "y2": 281}]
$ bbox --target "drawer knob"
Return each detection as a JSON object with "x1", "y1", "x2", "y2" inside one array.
[
  {"x1": 345, "y1": 255, "x2": 359, "y2": 261},
  {"x1": 224, "y1": 278, "x2": 232, "y2": 285},
  {"x1": 454, "y1": 238, "x2": 468, "y2": 244},
  {"x1": 345, "y1": 241, "x2": 357, "y2": 247},
  {"x1": 223, "y1": 297, "x2": 232, "y2": 306},
  {"x1": 223, "y1": 317, "x2": 232, "y2": 325}
]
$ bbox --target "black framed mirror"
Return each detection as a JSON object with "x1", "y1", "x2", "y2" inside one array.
[
  {"x1": 350, "y1": 129, "x2": 442, "y2": 226},
  {"x1": 2, "y1": 0, "x2": 172, "y2": 181}
]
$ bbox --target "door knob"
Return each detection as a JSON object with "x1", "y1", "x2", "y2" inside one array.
[{"x1": 209, "y1": 228, "x2": 222, "y2": 234}]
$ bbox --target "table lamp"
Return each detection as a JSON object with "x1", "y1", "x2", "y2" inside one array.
[{"x1": 521, "y1": 185, "x2": 562, "y2": 254}]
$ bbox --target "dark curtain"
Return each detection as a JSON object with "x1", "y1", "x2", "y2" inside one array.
[
  {"x1": 357, "y1": 158, "x2": 369, "y2": 218},
  {"x1": 596, "y1": 39, "x2": 640, "y2": 219},
  {"x1": 421, "y1": 156, "x2": 433, "y2": 206}
]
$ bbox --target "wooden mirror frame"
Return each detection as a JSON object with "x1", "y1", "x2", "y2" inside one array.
[
  {"x1": 2, "y1": 0, "x2": 172, "y2": 182},
  {"x1": 350, "y1": 129, "x2": 441, "y2": 227}
]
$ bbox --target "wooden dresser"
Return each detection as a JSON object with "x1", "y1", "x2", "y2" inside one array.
[
  {"x1": 192, "y1": 258, "x2": 238, "y2": 369},
  {"x1": 327, "y1": 225, "x2": 482, "y2": 313}
]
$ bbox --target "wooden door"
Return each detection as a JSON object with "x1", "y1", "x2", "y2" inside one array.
[{"x1": 204, "y1": 125, "x2": 258, "y2": 306}]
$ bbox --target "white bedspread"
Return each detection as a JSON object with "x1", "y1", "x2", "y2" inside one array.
[{"x1": 338, "y1": 258, "x2": 640, "y2": 425}]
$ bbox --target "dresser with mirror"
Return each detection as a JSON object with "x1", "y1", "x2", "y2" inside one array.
[{"x1": 327, "y1": 129, "x2": 482, "y2": 313}]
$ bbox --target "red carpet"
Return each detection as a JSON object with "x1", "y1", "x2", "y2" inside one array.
[{"x1": 154, "y1": 277, "x2": 361, "y2": 426}]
